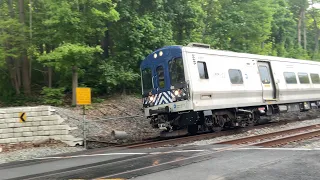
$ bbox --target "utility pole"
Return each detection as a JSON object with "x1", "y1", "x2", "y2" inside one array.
[{"x1": 29, "y1": 0, "x2": 33, "y2": 79}]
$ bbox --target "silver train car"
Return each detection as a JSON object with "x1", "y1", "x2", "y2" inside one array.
[{"x1": 140, "y1": 43, "x2": 320, "y2": 134}]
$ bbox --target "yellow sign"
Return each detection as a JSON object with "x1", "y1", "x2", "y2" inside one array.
[
  {"x1": 19, "y1": 112, "x2": 26, "y2": 123},
  {"x1": 76, "y1": 88, "x2": 91, "y2": 105}
]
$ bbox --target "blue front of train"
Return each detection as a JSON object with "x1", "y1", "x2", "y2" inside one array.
[{"x1": 140, "y1": 46, "x2": 189, "y2": 116}]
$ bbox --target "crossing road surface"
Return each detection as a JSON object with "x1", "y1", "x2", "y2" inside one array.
[{"x1": 0, "y1": 144, "x2": 319, "y2": 180}]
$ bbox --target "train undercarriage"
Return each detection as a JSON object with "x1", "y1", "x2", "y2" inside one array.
[{"x1": 149, "y1": 101, "x2": 319, "y2": 135}]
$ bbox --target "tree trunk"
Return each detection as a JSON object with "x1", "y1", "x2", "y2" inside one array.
[
  {"x1": 48, "y1": 67, "x2": 52, "y2": 88},
  {"x1": 6, "y1": 58, "x2": 20, "y2": 95},
  {"x1": 122, "y1": 86, "x2": 126, "y2": 96},
  {"x1": 311, "y1": 2, "x2": 320, "y2": 59},
  {"x1": 102, "y1": 30, "x2": 109, "y2": 58},
  {"x1": 72, "y1": 66, "x2": 78, "y2": 106},
  {"x1": 15, "y1": 57, "x2": 21, "y2": 89},
  {"x1": 7, "y1": 0, "x2": 20, "y2": 94},
  {"x1": 314, "y1": 30, "x2": 320, "y2": 59},
  {"x1": 303, "y1": 9, "x2": 307, "y2": 50},
  {"x1": 8, "y1": 0, "x2": 14, "y2": 18},
  {"x1": 29, "y1": 0, "x2": 33, "y2": 79},
  {"x1": 108, "y1": 24, "x2": 114, "y2": 56},
  {"x1": 177, "y1": 26, "x2": 183, "y2": 44},
  {"x1": 44, "y1": 44, "x2": 53, "y2": 88},
  {"x1": 315, "y1": 30, "x2": 320, "y2": 53},
  {"x1": 298, "y1": 9, "x2": 302, "y2": 47},
  {"x1": 19, "y1": 0, "x2": 31, "y2": 95},
  {"x1": 21, "y1": 57, "x2": 31, "y2": 95}
]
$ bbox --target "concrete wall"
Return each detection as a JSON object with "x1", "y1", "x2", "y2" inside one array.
[{"x1": 0, "y1": 106, "x2": 83, "y2": 146}]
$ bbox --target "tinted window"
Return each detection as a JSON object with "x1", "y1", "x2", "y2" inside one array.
[
  {"x1": 258, "y1": 66, "x2": 271, "y2": 84},
  {"x1": 157, "y1": 66, "x2": 165, "y2": 88},
  {"x1": 284, "y1": 72, "x2": 297, "y2": 84},
  {"x1": 298, "y1": 73, "x2": 310, "y2": 84},
  {"x1": 169, "y1": 57, "x2": 185, "y2": 87},
  {"x1": 310, "y1": 73, "x2": 320, "y2": 84},
  {"x1": 197, "y1": 62, "x2": 209, "y2": 79},
  {"x1": 228, "y1": 69, "x2": 243, "y2": 84},
  {"x1": 142, "y1": 68, "x2": 153, "y2": 93}
]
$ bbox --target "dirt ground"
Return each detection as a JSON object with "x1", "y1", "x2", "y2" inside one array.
[{"x1": 54, "y1": 95, "x2": 161, "y2": 144}]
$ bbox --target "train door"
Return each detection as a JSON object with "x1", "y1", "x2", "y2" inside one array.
[
  {"x1": 257, "y1": 62, "x2": 276, "y2": 100},
  {"x1": 153, "y1": 61, "x2": 173, "y2": 105},
  {"x1": 155, "y1": 63, "x2": 166, "y2": 92}
]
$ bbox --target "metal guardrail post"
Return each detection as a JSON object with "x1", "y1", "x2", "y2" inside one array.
[{"x1": 83, "y1": 106, "x2": 87, "y2": 149}]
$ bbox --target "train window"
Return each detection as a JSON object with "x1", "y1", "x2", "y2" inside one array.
[
  {"x1": 197, "y1": 62, "x2": 209, "y2": 79},
  {"x1": 284, "y1": 72, "x2": 297, "y2": 84},
  {"x1": 258, "y1": 66, "x2": 271, "y2": 84},
  {"x1": 298, "y1": 73, "x2": 310, "y2": 84},
  {"x1": 169, "y1": 57, "x2": 185, "y2": 88},
  {"x1": 310, "y1": 73, "x2": 320, "y2": 84},
  {"x1": 228, "y1": 69, "x2": 243, "y2": 84},
  {"x1": 156, "y1": 66, "x2": 165, "y2": 88},
  {"x1": 142, "y1": 68, "x2": 153, "y2": 93}
]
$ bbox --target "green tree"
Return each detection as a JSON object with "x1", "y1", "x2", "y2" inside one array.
[
  {"x1": 269, "y1": 0, "x2": 297, "y2": 57},
  {"x1": 210, "y1": 0, "x2": 275, "y2": 54},
  {"x1": 38, "y1": 43, "x2": 103, "y2": 105},
  {"x1": 2, "y1": 0, "x2": 320, "y2": 106},
  {"x1": 0, "y1": 0, "x2": 29, "y2": 95},
  {"x1": 167, "y1": 0, "x2": 206, "y2": 45},
  {"x1": 308, "y1": 0, "x2": 320, "y2": 60},
  {"x1": 288, "y1": 0, "x2": 309, "y2": 48}
]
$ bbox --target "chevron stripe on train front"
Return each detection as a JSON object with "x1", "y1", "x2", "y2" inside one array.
[{"x1": 154, "y1": 91, "x2": 173, "y2": 106}]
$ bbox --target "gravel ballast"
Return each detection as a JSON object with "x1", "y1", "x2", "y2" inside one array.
[
  {"x1": 0, "y1": 146, "x2": 83, "y2": 164},
  {"x1": 0, "y1": 96, "x2": 158, "y2": 164},
  {"x1": 181, "y1": 118, "x2": 320, "y2": 147},
  {"x1": 53, "y1": 96, "x2": 161, "y2": 144},
  {"x1": 283, "y1": 137, "x2": 320, "y2": 149},
  {"x1": 1, "y1": 98, "x2": 319, "y2": 164}
]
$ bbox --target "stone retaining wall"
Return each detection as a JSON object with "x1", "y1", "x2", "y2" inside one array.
[{"x1": 0, "y1": 106, "x2": 83, "y2": 146}]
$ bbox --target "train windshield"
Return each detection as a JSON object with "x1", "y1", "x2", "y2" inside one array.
[
  {"x1": 169, "y1": 57, "x2": 185, "y2": 88},
  {"x1": 142, "y1": 68, "x2": 153, "y2": 94}
]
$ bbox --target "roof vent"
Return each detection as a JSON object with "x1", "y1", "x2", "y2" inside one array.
[{"x1": 187, "y1": 43, "x2": 210, "y2": 49}]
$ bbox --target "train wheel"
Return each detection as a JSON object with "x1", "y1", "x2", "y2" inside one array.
[
  {"x1": 212, "y1": 127, "x2": 223, "y2": 132},
  {"x1": 188, "y1": 125, "x2": 198, "y2": 135}
]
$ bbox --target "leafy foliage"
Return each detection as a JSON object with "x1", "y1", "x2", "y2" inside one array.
[
  {"x1": 99, "y1": 60, "x2": 140, "y2": 94},
  {"x1": 1, "y1": 0, "x2": 320, "y2": 106},
  {"x1": 41, "y1": 87, "x2": 65, "y2": 106},
  {"x1": 38, "y1": 43, "x2": 103, "y2": 70}
]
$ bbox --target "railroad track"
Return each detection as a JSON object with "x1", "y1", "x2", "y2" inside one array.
[
  {"x1": 218, "y1": 124, "x2": 320, "y2": 147},
  {"x1": 114, "y1": 122, "x2": 320, "y2": 149},
  {"x1": 85, "y1": 117, "x2": 320, "y2": 149}
]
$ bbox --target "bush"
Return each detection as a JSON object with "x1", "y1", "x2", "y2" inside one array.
[
  {"x1": 92, "y1": 97, "x2": 104, "y2": 103},
  {"x1": 41, "y1": 87, "x2": 65, "y2": 106},
  {"x1": 99, "y1": 61, "x2": 140, "y2": 94}
]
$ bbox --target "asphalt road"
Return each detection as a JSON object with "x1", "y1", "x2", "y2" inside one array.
[
  {"x1": 0, "y1": 144, "x2": 319, "y2": 180},
  {"x1": 133, "y1": 147, "x2": 320, "y2": 180}
]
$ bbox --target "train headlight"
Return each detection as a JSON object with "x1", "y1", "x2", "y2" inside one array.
[
  {"x1": 149, "y1": 96, "x2": 154, "y2": 102},
  {"x1": 174, "y1": 90, "x2": 180, "y2": 96}
]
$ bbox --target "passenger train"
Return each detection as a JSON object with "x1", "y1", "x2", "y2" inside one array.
[{"x1": 140, "y1": 43, "x2": 320, "y2": 134}]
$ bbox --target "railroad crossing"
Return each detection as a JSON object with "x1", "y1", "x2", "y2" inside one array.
[
  {"x1": 0, "y1": 122, "x2": 319, "y2": 180},
  {"x1": 0, "y1": 140, "x2": 319, "y2": 180}
]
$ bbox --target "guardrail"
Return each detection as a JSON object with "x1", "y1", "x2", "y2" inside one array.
[{"x1": 54, "y1": 108, "x2": 145, "y2": 149}]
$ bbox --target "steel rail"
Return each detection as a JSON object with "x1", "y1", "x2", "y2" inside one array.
[
  {"x1": 253, "y1": 129, "x2": 320, "y2": 147},
  {"x1": 117, "y1": 123, "x2": 320, "y2": 149},
  {"x1": 217, "y1": 124, "x2": 320, "y2": 145}
]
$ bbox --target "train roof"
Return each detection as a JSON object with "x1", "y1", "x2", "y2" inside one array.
[
  {"x1": 140, "y1": 46, "x2": 182, "y2": 68},
  {"x1": 182, "y1": 46, "x2": 320, "y2": 65},
  {"x1": 141, "y1": 44, "x2": 320, "y2": 68}
]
